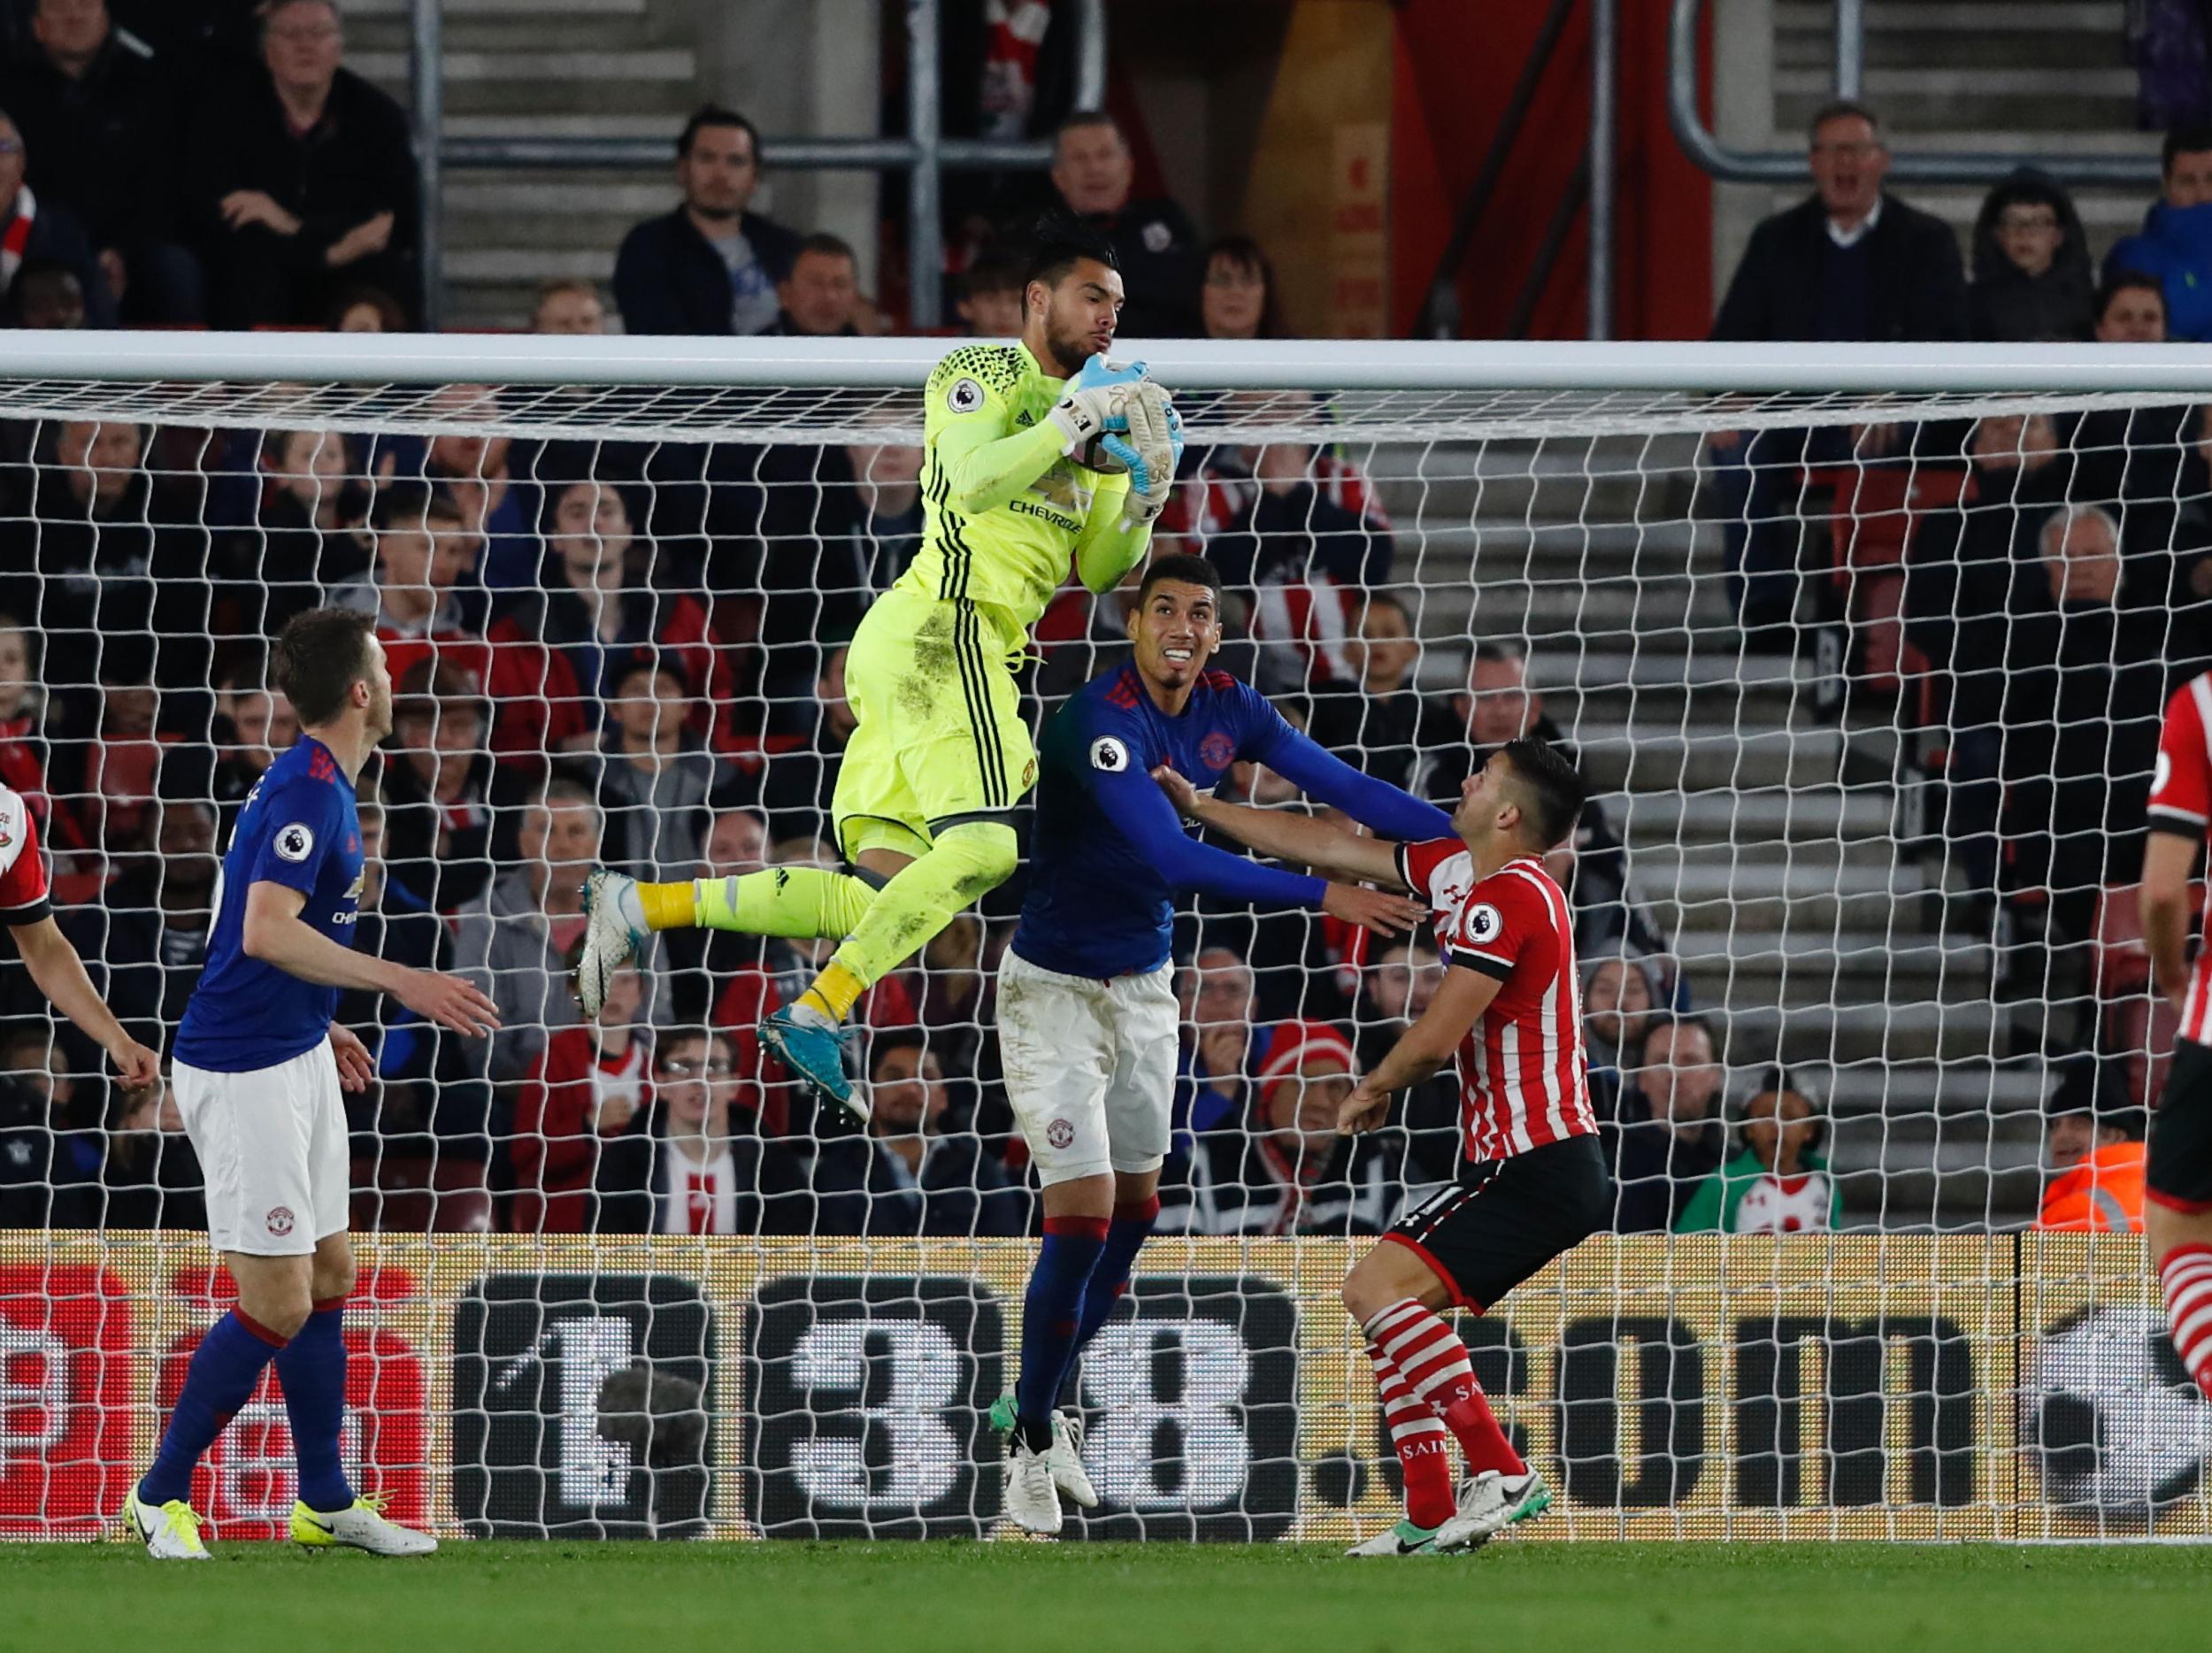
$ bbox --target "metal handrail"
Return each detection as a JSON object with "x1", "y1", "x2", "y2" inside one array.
[
  {"x1": 406, "y1": 0, "x2": 1106, "y2": 330},
  {"x1": 1666, "y1": 0, "x2": 2161, "y2": 186}
]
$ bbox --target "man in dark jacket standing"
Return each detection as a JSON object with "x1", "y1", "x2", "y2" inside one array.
[
  {"x1": 188, "y1": 0, "x2": 418, "y2": 328},
  {"x1": 613, "y1": 105, "x2": 801, "y2": 337},
  {"x1": 1705, "y1": 101, "x2": 1968, "y2": 646},
  {"x1": 1049, "y1": 110, "x2": 1201, "y2": 337}
]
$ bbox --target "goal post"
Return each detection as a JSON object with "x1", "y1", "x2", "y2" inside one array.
[{"x1": 0, "y1": 334, "x2": 2204, "y2": 1542}]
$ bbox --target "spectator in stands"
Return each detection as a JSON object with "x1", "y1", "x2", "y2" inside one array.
[
  {"x1": 0, "y1": 1033, "x2": 81, "y2": 1224},
  {"x1": 205, "y1": 677, "x2": 292, "y2": 832},
  {"x1": 12, "y1": 259, "x2": 83, "y2": 326},
  {"x1": 1354, "y1": 934, "x2": 1459, "y2": 1186},
  {"x1": 511, "y1": 956, "x2": 650, "y2": 1233},
  {"x1": 189, "y1": 0, "x2": 418, "y2": 329},
  {"x1": 1199, "y1": 234, "x2": 1284, "y2": 341},
  {"x1": 0, "y1": 0, "x2": 201, "y2": 321},
  {"x1": 955, "y1": 246, "x2": 1023, "y2": 336},
  {"x1": 1608, "y1": 1014, "x2": 1727, "y2": 1233},
  {"x1": 1968, "y1": 170, "x2": 2093, "y2": 342},
  {"x1": 1583, "y1": 944, "x2": 1663, "y2": 1119},
  {"x1": 502, "y1": 479, "x2": 734, "y2": 747},
  {"x1": 613, "y1": 104, "x2": 798, "y2": 337},
  {"x1": 531, "y1": 276, "x2": 606, "y2": 335},
  {"x1": 0, "y1": 612, "x2": 72, "y2": 856},
  {"x1": 759, "y1": 643, "x2": 856, "y2": 842},
  {"x1": 412, "y1": 385, "x2": 535, "y2": 594},
  {"x1": 2106, "y1": 126, "x2": 2212, "y2": 342},
  {"x1": 1049, "y1": 110, "x2": 1201, "y2": 336},
  {"x1": 1310, "y1": 591, "x2": 1422, "y2": 792},
  {"x1": 593, "y1": 655, "x2": 741, "y2": 882},
  {"x1": 595, "y1": 1027, "x2": 783, "y2": 1235},
  {"x1": 334, "y1": 792, "x2": 489, "y2": 1161},
  {"x1": 93, "y1": 1061, "x2": 204, "y2": 1230},
  {"x1": 374, "y1": 657, "x2": 528, "y2": 913},
  {"x1": 1165, "y1": 1019, "x2": 1399, "y2": 1235},
  {"x1": 2037, "y1": 1097, "x2": 2147, "y2": 1233},
  {"x1": 450, "y1": 776, "x2": 606, "y2": 1086},
  {"x1": 1674, "y1": 1069, "x2": 1840, "y2": 1234},
  {"x1": 0, "y1": 108, "x2": 112, "y2": 325},
  {"x1": 763, "y1": 233, "x2": 864, "y2": 337},
  {"x1": 327, "y1": 282, "x2": 404, "y2": 333},
  {"x1": 795, "y1": 1031, "x2": 1025, "y2": 1238},
  {"x1": 1421, "y1": 642, "x2": 1667, "y2": 962},
  {"x1": 910, "y1": 911, "x2": 992, "y2": 1086},
  {"x1": 58, "y1": 796, "x2": 215, "y2": 1036},
  {"x1": 1177, "y1": 944, "x2": 1258, "y2": 1149},
  {"x1": 1706, "y1": 101, "x2": 1968, "y2": 641},
  {"x1": 2093, "y1": 269, "x2": 2168, "y2": 342},
  {"x1": 238, "y1": 427, "x2": 370, "y2": 639}
]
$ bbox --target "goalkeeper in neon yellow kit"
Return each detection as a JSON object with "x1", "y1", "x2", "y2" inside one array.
[{"x1": 576, "y1": 218, "x2": 1184, "y2": 1113}]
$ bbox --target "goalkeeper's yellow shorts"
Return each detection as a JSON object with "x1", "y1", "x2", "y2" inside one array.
[{"x1": 831, "y1": 586, "x2": 1037, "y2": 863}]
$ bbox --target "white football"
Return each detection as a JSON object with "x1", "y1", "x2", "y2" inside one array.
[{"x1": 1079, "y1": 385, "x2": 1132, "y2": 473}]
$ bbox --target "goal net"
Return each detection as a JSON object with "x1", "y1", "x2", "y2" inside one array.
[{"x1": 0, "y1": 335, "x2": 2202, "y2": 1543}]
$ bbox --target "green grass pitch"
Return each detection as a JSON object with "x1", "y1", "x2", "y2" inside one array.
[{"x1": 3, "y1": 1541, "x2": 2206, "y2": 1653}]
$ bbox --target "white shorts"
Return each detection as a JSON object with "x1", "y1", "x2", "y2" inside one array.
[
  {"x1": 173, "y1": 1042, "x2": 350, "y2": 1257},
  {"x1": 996, "y1": 950, "x2": 1179, "y2": 1187}
]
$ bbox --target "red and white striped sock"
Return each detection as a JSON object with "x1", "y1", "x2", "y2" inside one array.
[
  {"x1": 2160, "y1": 1242, "x2": 2212, "y2": 1399},
  {"x1": 1365, "y1": 1298, "x2": 1527, "y2": 1478},
  {"x1": 1367, "y1": 1342, "x2": 1455, "y2": 1529}
]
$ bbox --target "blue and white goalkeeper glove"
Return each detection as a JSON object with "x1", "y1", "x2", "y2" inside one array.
[
  {"x1": 1047, "y1": 353, "x2": 1146, "y2": 456},
  {"x1": 1105, "y1": 381, "x2": 1184, "y2": 527}
]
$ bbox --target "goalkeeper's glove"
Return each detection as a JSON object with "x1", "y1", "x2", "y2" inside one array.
[
  {"x1": 1047, "y1": 353, "x2": 1146, "y2": 456},
  {"x1": 1104, "y1": 381, "x2": 1184, "y2": 527}
]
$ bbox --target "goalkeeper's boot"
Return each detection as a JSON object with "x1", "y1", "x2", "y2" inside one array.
[
  {"x1": 758, "y1": 1004, "x2": 860, "y2": 1119},
  {"x1": 1345, "y1": 1518, "x2": 1441, "y2": 1557},
  {"x1": 1002, "y1": 1435, "x2": 1064, "y2": 1536},
  {"x1": 988, "y1": 1392, "x2": 1098, "y2": 1510},
  {"x1": 577, "y1": 868, "x2": 649, "y2": 1016},
  {"x1": 1432, "y1": 1468, "x2": 1552, "y2": 1553},
  {"x1": 291, "y1": 1493, "x2": 438, "y2": 1556},
  {"x1": 121, "y1": 1486, "x2": 210, "y2": 1560}
]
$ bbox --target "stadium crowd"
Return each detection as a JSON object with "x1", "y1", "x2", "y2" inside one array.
[{"x1": 0, "y1": 1, "x2": 2185, "y2": 1241}]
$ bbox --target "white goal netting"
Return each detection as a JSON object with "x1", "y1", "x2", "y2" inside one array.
[{"x1": 0, "y1": 339, "x2": 2203, "y2": 1542}]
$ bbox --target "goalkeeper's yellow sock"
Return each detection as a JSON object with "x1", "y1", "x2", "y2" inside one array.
[
  {"x1": 636, "y1": 869, "x2": 879, "y2": 940},
  {"x1": 817, "y1": 820, "x2": 1020, "y2": 1003}
]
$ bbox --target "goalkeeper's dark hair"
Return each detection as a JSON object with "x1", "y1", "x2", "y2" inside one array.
[
  {"x1": 1497, "y1": 734, "x2": 1586, "y2": 851},
  {"x1": 1136, "y1": 554, "x2": 1223, "y2": 611},
  {"x1": 273, "y1": 607, "x2": 378, "y2": 727},
  {"x1": 1021, "y1": 211, "x2": 1118, "y2": 292}
]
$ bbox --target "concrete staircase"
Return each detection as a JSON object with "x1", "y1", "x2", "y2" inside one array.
[
  {"x1": 1767, "y1": 1, "x2": 2154, "y2": 269},
  {"x1": 1375, "y1": 432, "x2": 2052, "y2": 1226},
  {"x1": 343, "y1": 0, "x2": 710, "y2": 330}
]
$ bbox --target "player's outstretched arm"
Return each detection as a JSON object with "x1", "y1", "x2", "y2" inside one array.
[
  {"x1": 1251, "y1": 722, "x2": 1455, "y2": 845},
  {"x1": 6, "y1": 917, "x2": 160, "y2": 1088},
  {"x1": 1154, "y1": 765, "x2": 1409, "y2": 890},
  {"x1": 1073, "y1": 472, "x2": 1151, "y2": 595},
  {"x1": 242, "y1": 881, "x2": 502, "y2": 1037},
  {"x1": 1339, "y1": 965, "x2": 1501, "y2": 1134}
]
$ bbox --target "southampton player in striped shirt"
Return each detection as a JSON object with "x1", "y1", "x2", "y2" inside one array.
[
  {"x1": 989, "y1": 554, "x2": 1440, "y2": 1534},
  {"x1": 1158, "y1": 735, "x2": 1607, "y2": 1556},
  {"x1": 2139, "y1": 671, "x2": 2212, "y2": 1403},
  {"x1": 122, "y1": 610, "x2": 501, "y2": 1561}
]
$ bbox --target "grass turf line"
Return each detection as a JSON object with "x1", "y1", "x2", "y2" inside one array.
[{"x1": 2, "y1": 1541, "x2": 2205, "y2": 1653}]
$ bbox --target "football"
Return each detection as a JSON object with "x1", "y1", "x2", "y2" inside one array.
[
  {"x1": 1077, "y1": 385, "x2": 1131, "y2": 473},
  {"x1": 2022, "y1": 1304, "x2": 2212, "y2": 1521}
]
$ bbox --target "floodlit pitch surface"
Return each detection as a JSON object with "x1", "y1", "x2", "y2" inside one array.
[{"x1": 3, "y1": 1540, "x2": 2204, "y2": 1652}]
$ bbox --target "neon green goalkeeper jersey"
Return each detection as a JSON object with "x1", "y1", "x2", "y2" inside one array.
[{"x1": 902, "y1": 341, "x2": 1152, "y2": 629}]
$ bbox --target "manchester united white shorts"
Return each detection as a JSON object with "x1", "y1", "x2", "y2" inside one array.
[
  {"x1": 996, "y1": 949, "x2": 1179, "y2": 1187},
  {"x1": 173, "y1": 1042, "x2": 350, "y2": 1257}
]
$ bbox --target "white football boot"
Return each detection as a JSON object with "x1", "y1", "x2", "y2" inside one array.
[
  {"x1": 1048, "y1": 1409, "x2": 1101, "y2": 1510},
  {"x1": 1432, "y1": 1468, "x2": 1552, "y2": 1553},
  {"x1": 577, "y1": 868, "x2": 650, "y2": 1015},
  {"x1": 1344, "y1": 1518, "x2": 1441, "y2": 1557},
  {"x1": 1002, "y1": 1437, "x2": 1064, "y2": 1536},
  {"x1": 121, "y1": 1487, "x2": 211, "y2": 1560},
  {"x1": 290, "y1": 1494, "x2": 439, "y2": 1556}
]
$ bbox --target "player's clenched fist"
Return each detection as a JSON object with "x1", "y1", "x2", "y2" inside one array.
[
  {"x1": 1338, "y1": 1077, "x2": 1391, "y2": 1136},
  {"x1": 396, "y1": 970, "x2": 503, "y2": 1038}
]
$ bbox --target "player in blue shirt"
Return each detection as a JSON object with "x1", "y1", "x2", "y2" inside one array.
[
  {"x1": 992, "y1": 553, "x2": 1453, "y2": 1533},
  {"x1": 125, "y1": 610, "x2": 499, "y2": 1562}
]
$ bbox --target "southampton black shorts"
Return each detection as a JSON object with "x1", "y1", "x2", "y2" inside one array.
[
  {"x1": 2149, "y1": 1037, "x2": 2212, "y2": 1211},
  {"x1": 1383, "y1": 1133, "x2": 1611, "y2": 1311}
]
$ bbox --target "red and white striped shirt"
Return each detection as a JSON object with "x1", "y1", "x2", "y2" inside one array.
[
  {"x1": 2148, "y1": 672, "x2": 2212, "y2": 1042},
  {"x1": 0, "y1": 782, "x2": 51, "y2": 925},
  {"x1": 1396, "y1": 838, "x2": 1594, "y2": 1162}
]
